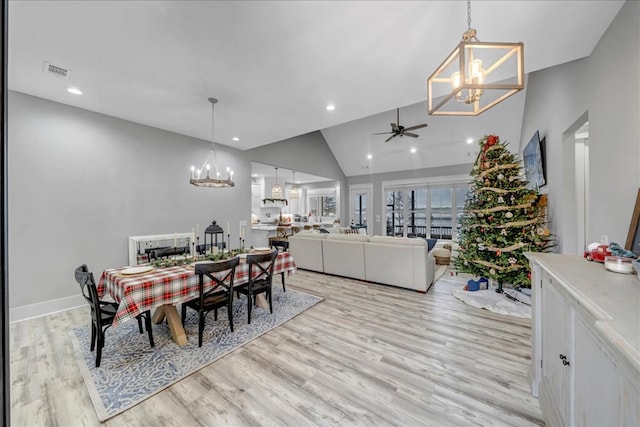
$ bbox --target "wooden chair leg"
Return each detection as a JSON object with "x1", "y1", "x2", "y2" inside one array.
[
  {"x1": 144, "y1": 311, "x2": 154, "y2": 348},
  {"x1": 281, "y1": 272, "x2": 286, "y2": 292},
  {"x1": 95, "y1": 331, "x2": 104, "y2": 368},
  {"x1": 247, "y1": 294, "x2": 252, "y2": 324},
  {"x1": 228, "y1": 305, "x2": 234, "y2": 332},
  {"x1": 90, "y1": 323, "x2": 97, "y2": 352},
  {"x1": 137, "y1": 316, "x2": 144, "y2": 334},
  {"x1": 268, "y1": 289, "x2": 273, "y2": 314},
  {"x1": 198, "y1": 311, "x2": 205, "y2": 347}
]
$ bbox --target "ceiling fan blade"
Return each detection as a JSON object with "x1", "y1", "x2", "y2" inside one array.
[
  {"x1": 397, "y1": 108, "x2": 400, "y2": 125},
  {"x1": 403, "y1": 123, "x2": 428, "y2": 131},
  {"x1": 403, "y1": 132, "x2": 419, "y2": 138},
  {"x1": 372, "y1": 131, "x2": 393, "y2": 135},
  {"x1": 391, "y1": 123, "x2": 399, "y2": 132},
  {"x1": 385, "y1": 134, "x2": 396, "y2": 143}
]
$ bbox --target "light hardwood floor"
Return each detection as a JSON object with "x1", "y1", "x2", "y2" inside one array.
[{"x1": 10, "y1": 269, "x2": 543, "y2": 426}]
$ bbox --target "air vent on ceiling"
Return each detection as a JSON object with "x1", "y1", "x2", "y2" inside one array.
[{"x1": 43, "y1": 62, "x2": 71, "y2": 79}]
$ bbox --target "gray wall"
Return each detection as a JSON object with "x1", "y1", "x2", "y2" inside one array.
[
  {"x1": 9, "y1": 91, "x2": 250, "y2": 310},
  {"x1": 519, "y1": 0, "x2": 639, "y2": 252},
  {"x1": 246, "y1": 131, "x2": 347, "y2": 220}
]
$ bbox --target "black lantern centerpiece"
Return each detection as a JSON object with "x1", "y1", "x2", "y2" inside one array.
[{"x1": 204, "y1": 220, "x2": 226, "y2": 254}]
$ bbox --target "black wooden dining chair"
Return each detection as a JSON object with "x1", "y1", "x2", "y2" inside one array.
[
  {"x1": 235, "y1": 249, "x2": 278, "y2": 324},
  {"x1": 269, "y1": 240, "x2": 288, "y2": 291},
  {"x1": 181, "y1": 257, "x2": 240, "y2": 347},
  {"x1": 74, "y1": 264, "x2": 154, "y2": 368}
]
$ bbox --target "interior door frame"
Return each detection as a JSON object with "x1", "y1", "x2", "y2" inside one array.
[{"x1": 348, "y1": 184, "x2": 372, "y2": 233}]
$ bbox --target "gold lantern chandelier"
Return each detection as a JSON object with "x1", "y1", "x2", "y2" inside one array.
[
  {"x1": 288, "y1": 170, "x2": 300, "y2": 200},
  {"x1": 270, "y1": 167, "x2": 283, "y2": 199},
  {"x1": 427, "y1": 0, "x2": 524, "y2": 116},
  {"x1": 189, "y1": 97, "x2": 235, "y2": 187}
]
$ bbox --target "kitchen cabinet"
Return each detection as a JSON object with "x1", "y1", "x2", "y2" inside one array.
[{"x1": 526, "y1": 253, "x2": 640, "y2": 427}]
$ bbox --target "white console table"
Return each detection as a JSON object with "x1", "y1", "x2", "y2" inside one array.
[
  {"x1": 128, "y1": 232, "x2": 195, "y2": 266},
  {"x1": 526, "y1": 253, "x2": 640, "y2": 426}
]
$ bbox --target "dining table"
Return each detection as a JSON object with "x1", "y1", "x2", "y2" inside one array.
[{"x1": 97, "y1": 251, "x2": 296, "y2": 346}]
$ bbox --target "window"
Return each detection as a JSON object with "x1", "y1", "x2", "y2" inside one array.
[
  {"x1": 430, "y1": 187, "x2": 452, "y2": 239},
  {"x1": 309, "y1": 195, "x2": 336, "y2": 218},
  {"x1": 353, "y1": 193, "x2": 367, "y2": 226},
  {"x1": 384, "y1": 181, "x2": 469, "y2": 240}
]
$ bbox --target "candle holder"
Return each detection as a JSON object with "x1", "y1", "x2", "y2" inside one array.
[
  {"x1": 196, "y1": 236, "x2": 200, "y2": 255},
  {"x1": 191, "y1": 241, "x2": 196, "y2": 260},
  {"x1": 241, "y1": 239, "x2": 245, "y2": 251}
]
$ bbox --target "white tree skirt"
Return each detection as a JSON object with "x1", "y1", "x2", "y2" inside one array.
[{"x1": 452, "y1": 286, "x2": 531, "y2": 318}]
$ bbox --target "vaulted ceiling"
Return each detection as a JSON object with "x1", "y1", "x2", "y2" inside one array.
[{"x1": 8, "y1": 1, "x2": 624, "y2": 177}]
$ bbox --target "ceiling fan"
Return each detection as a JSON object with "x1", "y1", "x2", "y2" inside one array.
[{"x1": 373, "y1": 108, "x2": 428, "y2": 143}]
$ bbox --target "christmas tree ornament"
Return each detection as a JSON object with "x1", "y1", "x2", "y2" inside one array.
[
  {"x1": 497, "y1": 196, "x2": 504, "y2": 203},
  {"x1": 509, "y1": 257, "x2": 517, "y2": 265},
  {"x1": 497, "y1": 173, "x2": 504, "y2": 180},
  {"x1": 505, "y1": 212, "x2": 513, "y2": 218},
  {"x1": 496, "y1": 249, "x2": 501, "y2": 256},
  {"x1": 501, "y1": 229, "x2": 508, "y2": 236}
]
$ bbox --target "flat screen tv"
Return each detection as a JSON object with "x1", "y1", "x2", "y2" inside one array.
[{"x1": 523, "y1": 130, "x2": 546, "y2": 190}]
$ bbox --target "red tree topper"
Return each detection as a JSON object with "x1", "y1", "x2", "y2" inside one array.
[{"x1": 483, "y1": 135, "x2": 498, "y2": 151}]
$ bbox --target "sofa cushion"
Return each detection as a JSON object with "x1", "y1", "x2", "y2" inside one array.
[
  {"x1": 363, "y1": 236, "x2": 435, "y2": 291},
  {"x1": 326, "y1": 233, "x2": 370, "y2": 242},
  {"x1": 323, "y1": 234, "x2": 367, "y2": 280},
  {"x1": 368, "y1": 236, "x2": 426, "y2": 247},
  {"x1": 288, "y1": 233, "x2": 326, "y2": 272}
]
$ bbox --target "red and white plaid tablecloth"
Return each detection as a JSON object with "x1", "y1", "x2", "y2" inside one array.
[{"x1": 97, "y1": 252, "x2": 296, "y2": 326}]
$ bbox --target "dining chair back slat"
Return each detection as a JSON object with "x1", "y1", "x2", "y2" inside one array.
[
  {"x1": 236, "y1": 249, "x2": 278, "y2": 324},
  {"x1": 182, "y1": 256, "x2": 240, "y2": 347}
]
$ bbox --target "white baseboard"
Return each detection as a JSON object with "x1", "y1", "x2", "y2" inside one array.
[{"x1": 11, "y1": 294, "x2": 86, "y2": 323}]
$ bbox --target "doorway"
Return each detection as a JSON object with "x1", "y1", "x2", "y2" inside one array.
[
  {"x1": 349, "y1": 184, "x2": 372, "y2": 234},
  {"x1": 562, "y1": 113, "x2": 589, "y2": 254}
]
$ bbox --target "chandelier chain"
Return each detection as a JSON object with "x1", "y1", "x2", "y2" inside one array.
[{"x1": 467, "y1": 0, "x2": 472, "y2": 31}]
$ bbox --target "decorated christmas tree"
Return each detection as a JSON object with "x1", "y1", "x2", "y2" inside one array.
[{"x1": 454, "y1": 135, "x2": 554, "y2": 290}]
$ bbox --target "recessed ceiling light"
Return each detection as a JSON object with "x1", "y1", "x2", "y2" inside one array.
[
  {"x1": 410, "y1": 147, "x2": 417, "y2": 154},
  {"x1": 326, "y1": 104, "x2": 335, "y2": 111},
  {"x1": 232, "y1": 137, "x2": 239, "y2": 141},
  {"x1": 366, "y1": 153, "x2": 372, "y2": 160},
  {"x1": 67, "y1": 87, "x2": 82, "y2": 95},
  {"x1": 466, "y1": 138, "x2": 474, "y2": 144}
]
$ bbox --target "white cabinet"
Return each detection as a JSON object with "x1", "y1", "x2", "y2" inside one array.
[
  {"x1": 540, "y1": 278, "x2": 570, "y2": 425},
  {"x1": 573, "y1": 307, "x2": 620, "y2": 426},
  {"x1": 527, "y1": 253, "x2": 640, "y2": 427}
]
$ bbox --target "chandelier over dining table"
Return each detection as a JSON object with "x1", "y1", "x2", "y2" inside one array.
[{"x1": 189, "y1": 97, "x2": 235, "y2": 188}]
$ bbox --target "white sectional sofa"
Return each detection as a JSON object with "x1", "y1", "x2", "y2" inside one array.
[
  {"x1": 322, "y1": 233, "x2": 369, "y2": 280},
  {"x1": 288, "y1": 232, "x2": 436, "y2": 292},
  {"x1": 364, "y1": 236, "x2": 435, "y2": 291},
  {"x1": 287, "y1": 232, "x2": 326, "y2": 272}
]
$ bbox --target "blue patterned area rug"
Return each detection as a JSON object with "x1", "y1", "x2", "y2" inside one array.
[{"x1": 70, "y1": 287, "x2": 323, "y2": 421}]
